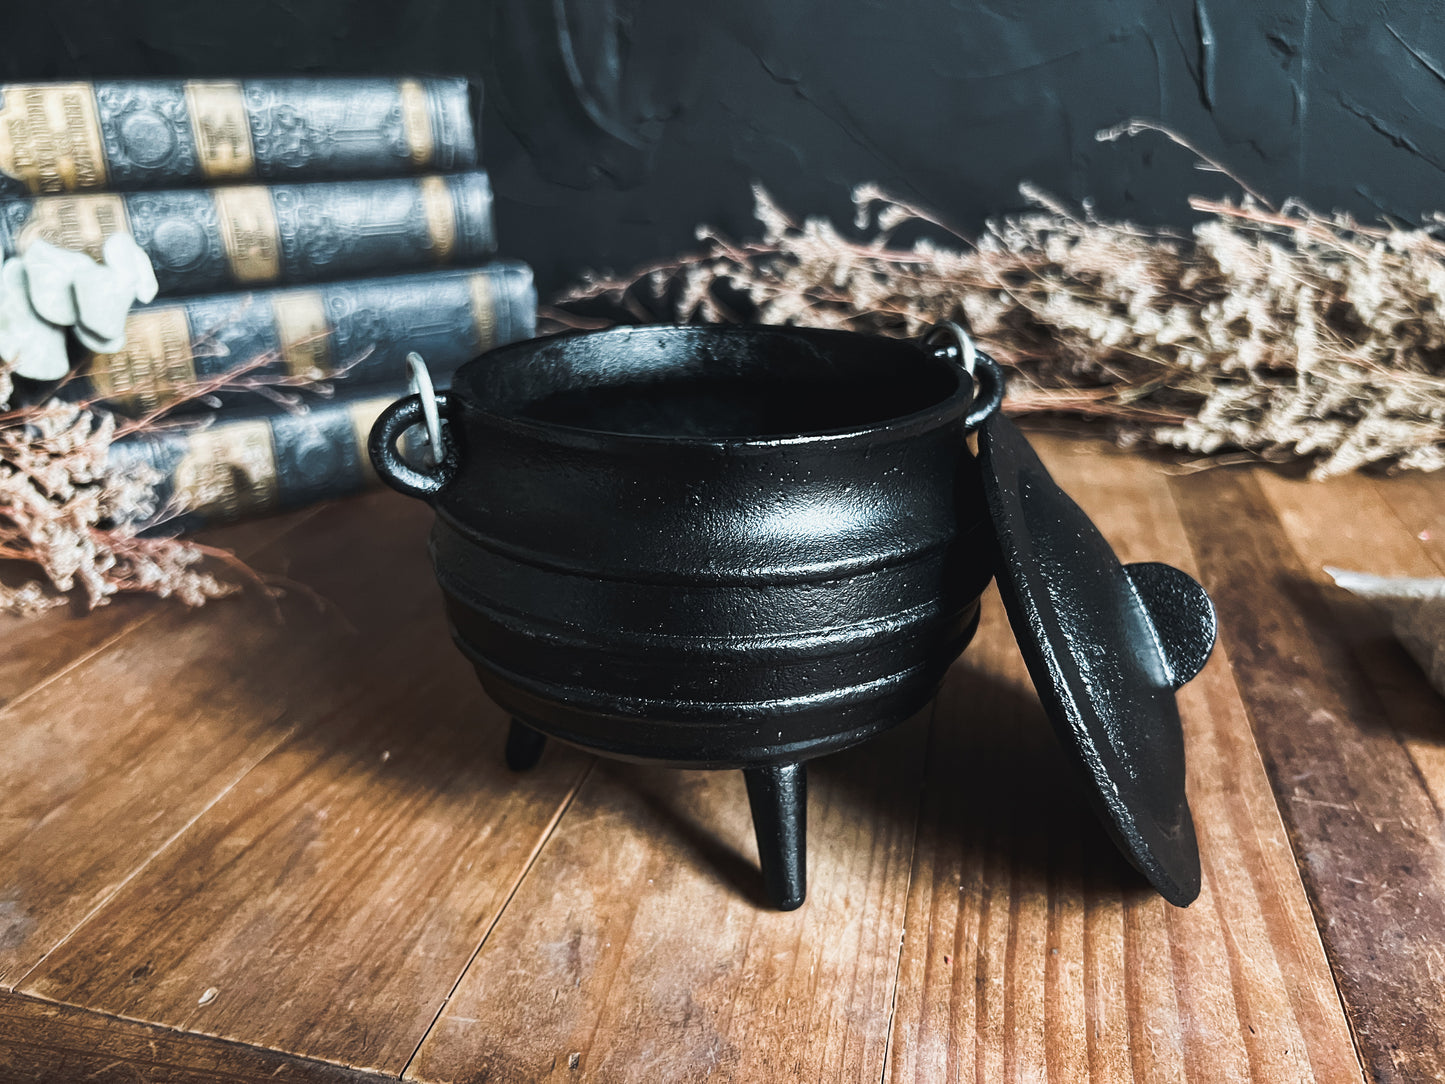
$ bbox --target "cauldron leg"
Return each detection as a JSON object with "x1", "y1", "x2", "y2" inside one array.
[
  {"x1": 505, "y1": 718, "x2": 547, "y2": 771},
  {"x1": 744, "y1": 762, "x2": 807, "y2": 911}
]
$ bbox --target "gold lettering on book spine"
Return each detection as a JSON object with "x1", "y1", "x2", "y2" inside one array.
[
  {"x1": 172, "y1": 419, "x2": 280, "y2": 522},
  {"x1": 398, "y1": 79, "x2": 434, "y2": 167},
  {"x1": 273, "y1": 291, "x2": 332, "y2": 378},
  {"x1": 0, "y1": 83, "x2": 108, "y2": 194},
  {"x1": 348, "y1": 397, "x2": 392, "y2": 485},
  {"x1": 419, "y1": 176, "x2": 456, "y2": 262},
  {"x1": 185, "y1": 81, "x2": 255, "y2": 181},
  {"x1": 14, "y1": 193, "x2": 128, "y2": 259},
  {"x1": 468, "y1": 272, "x2": 497, "y2": 350},
  {"x1": 213, "y1": 186, "x2": 281, "y2": 283},
  {"x1": 88, "y1": 307, "x2": 196, "y2": 411}
]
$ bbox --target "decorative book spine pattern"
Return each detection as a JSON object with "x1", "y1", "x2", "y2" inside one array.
[
  {"x1": 0, "y1": 171, "x2": 495, "y2": 296},
  {"x1": 70, "y1": 261, "x2": 536, "y2": 413},
  {"x1": 0, "y1": 78, "x2": 477, "y2": 197},
  {"x1": 108, "y1": 391, "x2": 401, "y2": 527}
]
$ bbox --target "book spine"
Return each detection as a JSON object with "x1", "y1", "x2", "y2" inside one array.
[
  {"x1": 67, "y1": 261, "x2": 536, "y2": 414},
  {"x1": 0, "y1": 78, "x2": 477, "y2": 197},
  {"x1": 0, "y1": 171, "x2": 496, "y2": 296},
  {"x1": 107, "y1": 389, "x2": 405, "y2": 529}
]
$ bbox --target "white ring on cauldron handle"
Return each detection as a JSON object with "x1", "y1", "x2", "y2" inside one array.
[
  {"x1": 407, "y1": 352, "x2": 445, "y2": 467},
  {"x1": 922, "y1": 322, "x2": 1006, "y2": 431},
  {"x1": 926, "y1": 320, "x2": 977, "y2": 379}
]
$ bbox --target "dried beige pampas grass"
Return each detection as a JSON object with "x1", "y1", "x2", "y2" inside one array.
[
  {"x1": 0, "y1": 338, "x2": 349, "y2": 618},
  {"x1": 557, "y1": 138, "x2": 1445, "y2": 478},
  {"x1": 0, "y1": 398, "x2": 239, "y2": 616}
]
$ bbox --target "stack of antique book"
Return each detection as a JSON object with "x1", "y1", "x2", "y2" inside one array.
[{"x1": 0, "y1": 77, "x2": 535, "y2": 525}]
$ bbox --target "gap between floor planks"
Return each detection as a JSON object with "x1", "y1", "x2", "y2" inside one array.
[
  {"x1": 880, "y1": 438, "x2": 1361, "y2": 1084},
  {"x1": 405, "y1": 434, "x2": 1361, "y2": 1084},
  {"x1": 1237, "y1": 466, "x2": 1445, "y2": 1082},
  {"x1": 1173, "y1": 465, "x2": 1445, "y2": 1084},
  {"x1": 0, "y1": 505, "x2": 329, "y2": 989},
  {"x1": 0, "y1": 506, "x2": 326, "y2": 713},
  {"x1": 1, "y1": 437, "x2": 1402, "y2": 1082},
  {"x1": 14, "y1": 493, "x2": 596, "y2": 1076},
  {"x1": 399, "y1": 757, "x2": 600, "y2": 1078},
  {"x1": 0, "y1": 991, "x2": 393, "y2": 1084}
]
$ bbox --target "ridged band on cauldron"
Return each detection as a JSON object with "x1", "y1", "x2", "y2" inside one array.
[
  {"x1": 477, "y1": 676, "x2": 929, "y2": 768},
  {"x1": 441, "y1": 581, "x2": 980, "y2": 660},
  {"x1": 428, "y1": 391, "x2": 983, "y2": 585},
  {"x1": 464, "y1": 621, "x2": 977, "y2": 768},
  {"x1": 427, "y1": 516, "x2": 996, "y2": 646},
  {"x1": 441, "y1": 582, "x2": 980, "y2": 706}
]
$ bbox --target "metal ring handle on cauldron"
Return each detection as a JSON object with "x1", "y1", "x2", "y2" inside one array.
[
  {"x1": 922, "y1": 321, "x2": 1005, "y2": 432},
  {"x1": 368, "y1": 392, "x2": 461, "y2": 500}
]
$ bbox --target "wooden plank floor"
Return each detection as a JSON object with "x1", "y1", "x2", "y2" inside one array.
[{"x1": 1, "y1": 433, "x2": 1441, "y2": 1083}]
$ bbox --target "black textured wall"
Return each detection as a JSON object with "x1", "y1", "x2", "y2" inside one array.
[{"x1": 6, "y1": 1, "x2": 1444, "y2": 294}]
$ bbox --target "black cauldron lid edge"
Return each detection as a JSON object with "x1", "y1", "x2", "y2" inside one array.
[{"x1": 977, "y1": 414, "x2": 1215, "y2": 906}]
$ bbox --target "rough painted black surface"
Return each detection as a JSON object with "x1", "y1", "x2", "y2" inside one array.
[
  {"x1": 979, "y1": 414, "x2": 1215, "y2": 905},
  {"x1": 370, "y1": 323, "x2": 999, "y2": 910},
  {"x1": 370, "y1": 324, "x2": 997, "y2": 770},
  {"x1": 6, "y1": 1, "x2": 1442, "y2": 295}
]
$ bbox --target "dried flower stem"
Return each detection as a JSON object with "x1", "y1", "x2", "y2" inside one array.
[
  {"x1": 556, "y1": 178, "x2": 1445, "y2": 478},
  {"x1": 0, "y1": 325, "x2": 365, "y2": 618}
]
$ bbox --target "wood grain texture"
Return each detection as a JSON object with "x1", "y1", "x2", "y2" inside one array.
[
  {"x1": 5, "y1": 440, "x2": 1436, "y2": 1081},
  {"x1": 886, "y1": 437, "x2": 1363, "y2": 1084},
  {"x1": 1256, "y1": 469, "x2": 1445, "y2": 813},
  {"x1": 0, "y1": 992, "x2": 386, "y2": 1083},
  {"x1": 20, "y1": 493, "x2": 593, "y2": 1075},
  {"x1": 1368, "y1": 472, "x2": 1445, "y2": 569},
  {"x1": 1173, "y1": 466, "x2": 1445, "y2": 1084},
  {"x1": 0, "y1": 595, "x2": 152, "y2": 710},
  {"x1": 0, "y1": 508, "x2": 317, "y2": 710},
  {"x1": 407, "y1": 707, "x2": 931, "y2": 1083},
  {"x1": 0, "y1": 508, "x2": 346, "y2": 987}
]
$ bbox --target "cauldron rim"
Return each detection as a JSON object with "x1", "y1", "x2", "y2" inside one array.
[{"x1": 449, "y1": 323, "x2": 975, "y2": 451}]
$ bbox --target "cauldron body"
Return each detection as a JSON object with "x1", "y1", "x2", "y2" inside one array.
[{"x1": 372, "y1": 325, "x2": 995, "y2": 908}]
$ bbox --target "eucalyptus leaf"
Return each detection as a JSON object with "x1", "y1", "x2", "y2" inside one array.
[
  {"x1": 0, "y1": 259, "x2": 70, "y2": 380},
  {"x1": 102, "y1": 232, "x2": 158, "y2": 305},
  {"x1": 72, "y1": 260, "x2": 136, "y2": 343},
  {"x1": 22, "y1": 239, "x2": 95, "y2": 326}
]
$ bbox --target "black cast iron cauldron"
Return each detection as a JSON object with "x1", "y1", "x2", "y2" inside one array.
[{"x1": 369, "y1": 324, "x2": 1216, "y2": 911}]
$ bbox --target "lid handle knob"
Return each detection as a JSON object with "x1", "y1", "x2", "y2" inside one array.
[{"x1": 1124, "y1": 562, "x2": 1218, "y2": 689}]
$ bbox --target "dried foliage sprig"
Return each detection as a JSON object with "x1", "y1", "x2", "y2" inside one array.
[
  {"x1": 0, "y1": 398, "x2": 237, "y2": 617},
  {"x1": 556, "y1": 174, "x2": 1445, "y2": 478},
  {"x1": 0, "y1": 332, "x2": 361, "y2": 618}
]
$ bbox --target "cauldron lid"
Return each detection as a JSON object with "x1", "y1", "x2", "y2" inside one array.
[{"x1": 978, "y1": 414, "x2": 1215, "y2": 905}]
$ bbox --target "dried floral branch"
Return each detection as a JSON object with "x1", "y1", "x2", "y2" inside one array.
[
  {"x1": 0, "y1": 400, "x2": 234, "y2": 616},
  {"x1": 556, "y1": 181, "x2": 1445, "y2": 478},
  {"x1": 0, "y1": 325, "x2": 368, "y2": 618},
  {"x1": 1096, "y1": 119, "x2": 1275, "y2": 208}
]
